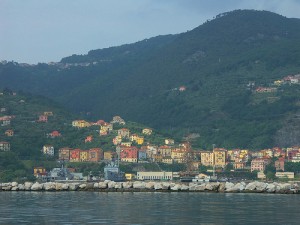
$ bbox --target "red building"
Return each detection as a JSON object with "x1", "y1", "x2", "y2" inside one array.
[
  {"x1": 49, "y1": 130, "x2": 61, "y2": 138},
  {"x1": 70, "y1": 149, "x2": 81, "y2": 162},
  {"x1": 120, "y1": 146, "x2": 138, "y2": 163}
]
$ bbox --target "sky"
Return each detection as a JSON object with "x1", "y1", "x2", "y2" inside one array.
[{"x1": 1, "y1": 0, "x2": 300, "y2": 64}]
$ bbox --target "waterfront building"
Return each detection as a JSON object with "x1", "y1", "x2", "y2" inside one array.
[
  {"x1": 125, "y1": 173, "x2": 135, "y2": 181},
  {"x1": 165, "y1": 139, "x2": 174, "y2": 145},
  {"x1": 200, "y1": 151, "x2": 214, "y2": 166},
  {"x1": 251, "y1": 158, "x2": 270, "y2": 172},
  {"x1": 257, "y1": 171, "x2": 266, "y2": 179},
  {"x1": 33, "y1": 167, "x2": 47, "y2": 178},
  {"x1": 213, "y1": 148, "x2": 227, "y2": 168},
  {"x1": 137, "y1": 171, "x2": 173, "y2": 180},
  {"x1": 275, "y1": 172, "x2": 294, "y2": 179}
]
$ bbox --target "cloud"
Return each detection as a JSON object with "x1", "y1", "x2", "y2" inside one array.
[{"x1": 1, "y1": 0, "x2": 300, "y2": 63}]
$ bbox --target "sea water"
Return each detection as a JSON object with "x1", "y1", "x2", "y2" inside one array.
[{"x1": 0, "y1": 192, "x2": 299, "y2": 224}]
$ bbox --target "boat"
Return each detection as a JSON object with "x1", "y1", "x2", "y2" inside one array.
[{"x1": 104, "y1": 162, "x2": 125, "y2": 182}]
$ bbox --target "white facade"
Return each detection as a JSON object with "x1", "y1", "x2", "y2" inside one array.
[
  {"x1": 43, "y1": 145, "x2": 54, "y2": 156},
  {"x1": 137, "y1": 171, "x2": 173, "y2": 180}
]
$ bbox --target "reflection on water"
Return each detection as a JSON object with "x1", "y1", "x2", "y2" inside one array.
[{"x1": 0, "y1": 192, "x2": 299, "y2": 224}]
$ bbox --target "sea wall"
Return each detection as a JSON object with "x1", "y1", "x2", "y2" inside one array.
[{"x1": 0, "y1": 181, "x2": 299, "y2": 194}]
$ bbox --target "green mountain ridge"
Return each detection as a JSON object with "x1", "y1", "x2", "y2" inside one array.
[{"x1": 1, "y1": 9, "x2": 300, "y2": 149}]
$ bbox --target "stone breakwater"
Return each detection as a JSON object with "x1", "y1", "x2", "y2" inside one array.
[{"x1": 0, "y1": 181, "x2": 299, "y2": 194}]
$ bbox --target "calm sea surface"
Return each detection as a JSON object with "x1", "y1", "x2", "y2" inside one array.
[{"x1": 0, "y1": 191, "x2": 299, "y2": 225}]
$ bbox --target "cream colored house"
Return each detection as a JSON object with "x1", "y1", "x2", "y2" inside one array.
[{"x1": 137, "y1": 171, "x2": 173, "y2": 180}]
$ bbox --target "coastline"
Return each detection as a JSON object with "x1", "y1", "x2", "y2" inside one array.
[{"x1": 0, "y1": 180, "x2": 299, "y2": 194}]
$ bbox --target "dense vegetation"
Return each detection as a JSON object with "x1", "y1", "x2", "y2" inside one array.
[{"x1": 1, "y1": 10, "x2": 300, "y2": 149}]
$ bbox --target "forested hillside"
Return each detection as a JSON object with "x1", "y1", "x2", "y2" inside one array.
[{"x1": 1, "y1": 10, "x2": 300, "y2": 149}]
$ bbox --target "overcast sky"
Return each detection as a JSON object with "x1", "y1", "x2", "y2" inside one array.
[{"x1": 1, "y1": 0, "x2": 300, "y2": 64}]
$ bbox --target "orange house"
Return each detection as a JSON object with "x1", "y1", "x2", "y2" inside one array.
[{"x1": 49, "y1": 130, "x2": 61, "y2": 138}]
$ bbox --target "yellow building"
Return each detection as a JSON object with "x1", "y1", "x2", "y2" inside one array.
[
  {"x1": 125, "y1": 173, "x2": 136, "y2": 181},
  {"x1": 80, "y1": 151, "x2": 89, "y2": 162},
  {"x1": 104, "y1": 151, "x2": 115, "y2": 161},
  {"x1": 136, "y1": 136, "x2": 144, "y2": 145},
  {"x1": 213, "y1": 149, "x2": 227, "y2": 168},
  {"x1": 43, "y1": 111, "x2": 53, "y2": 116},
  {"x1": 153, "y1": 154, "x2": 163, "y2": 162},
  {"x1": 171, "y1": 149, "x2": 185, "y2": 163},
  {"x1": 274, "y1": 80, "x2": 284, "y2": 86},
  {"x1": 33, "y1": 167, "x2": 46, "y2": 177},
  {"x1": 200, "y1": 151, "x2": 214, "y2": 166},
  {"x1": 72, "y1": 120, "x2": 91, "y2": 128}
]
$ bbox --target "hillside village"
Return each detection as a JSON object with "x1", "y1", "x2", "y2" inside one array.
[
  {"x1": 253, "y1": 73, "x2": 300, "y2": 93},
  {"x1": 1, "y1": 90, "x2": 300, "y2": 182}
]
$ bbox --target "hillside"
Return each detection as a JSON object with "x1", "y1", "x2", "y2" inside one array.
[
  {"x1": 1, "y1": 10, "x2": 300, "y2": 149},
  {"x1": 0, "y1": 90, "x2": 175, "y2": 181}
]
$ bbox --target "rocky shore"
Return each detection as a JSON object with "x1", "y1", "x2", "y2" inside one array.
[{"x1": 0, "y1": 181, "x2": 299, "y2": 194}]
